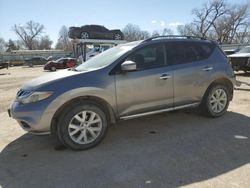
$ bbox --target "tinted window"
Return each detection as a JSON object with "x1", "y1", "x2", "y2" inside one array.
[
  {"x1": 167, "y1": 42, "x2": 214, "y2": 65},
  {"x1": 127, "y1": 44, "x2": 165, "y2": 70}
]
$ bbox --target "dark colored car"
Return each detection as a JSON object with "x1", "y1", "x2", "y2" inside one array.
[
  {"x1": 25, "y1": 56, "x2": 52, "y2": 67},
  {"x1": 228, "y1": 46, "x2": 250, "y2": 72},
  {"x1": 0, "y1": 60, "x2": 9, "y2": 70},
  {"x1": 44, "y1": 58, "x2": 77, "y2": 71},
  {"x1": 223, "y1": 49, "x2": 239, "y2": 56},
  {"x1": 68, "y1": 25, "x2": 124, "y2": 40}
]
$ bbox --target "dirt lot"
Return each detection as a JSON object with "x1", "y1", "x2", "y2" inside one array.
[{"x1": 0, "y1": 67, "x2": 250, "y2": 188}]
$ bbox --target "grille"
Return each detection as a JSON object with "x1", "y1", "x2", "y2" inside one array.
[{"x1": 230, "y1": 57, "x2": 247, "y2": 66}]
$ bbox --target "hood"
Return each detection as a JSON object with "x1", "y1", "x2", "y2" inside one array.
[
  {"x1": 44, "y1": 61, "x2": 53, "y2": 66},
  {"x1": 22, "y1": 69, "x2": 82, "y2": 90},
  {"x1": 228, "y1": 53, "x2": 250, "y2": 58}
]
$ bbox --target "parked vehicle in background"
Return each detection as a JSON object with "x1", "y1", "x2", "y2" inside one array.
[
  {"x1": 0, "y1": 62, "x2": 9, "y2": 70},
  {"x1": 9, "y1": 36, "x2": 235, "y2": 150},
  {"x1": 223, "y1": 49, "x2": 239, "y2": 56},
  {"x1": 228, "y1": 46, "x2": 250, "y2": 72},
  {"x1": 44, "y1": 58, "x2": 77, "y2": 71},
  {"x1": 24, "y1": 56, "x2": 52, "y2": 67},
  {"x1": 68, "y1": 25, "x2": 124, "y2": 40}
]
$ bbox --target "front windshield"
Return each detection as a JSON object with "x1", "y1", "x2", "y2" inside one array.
[
  {"x1": 239, "y1": 47, "x2": 250, "y2": 53},
  {"x1": 75, "y1": 44, "x2": 135, "y2": 71}
]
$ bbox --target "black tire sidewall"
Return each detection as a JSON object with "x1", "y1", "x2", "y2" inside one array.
[
  {"x1": 57, "y1": 103, "x2": 108, "y2": 150},
  {"x1": 205, "y1": 85, "x2": 230, "y2": 117}
]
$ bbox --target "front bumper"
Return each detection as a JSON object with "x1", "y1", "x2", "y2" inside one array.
[{"x1": 8, "y1": 101, "x2": 52, "y2": 134}]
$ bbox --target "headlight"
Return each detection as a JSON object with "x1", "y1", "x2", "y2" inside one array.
[{"x1": 17, "y1": 91, "x2": 53, "y2": 104}]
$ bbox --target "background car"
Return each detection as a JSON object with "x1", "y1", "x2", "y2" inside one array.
[
  {"x1": 68, "y1": 25, "x2": 124, "y2": 40},
  {"x1": 0, "y1": 62, "x2": 9, "y2": 70},
  {"x1": 44, "y1": 57, "x2": 77, "y2": 71},
  {"x1": 24, "y1": 56, "x2": 52, "y2": 67},
  {"x1": 223, "y1": 49, "x2": 239, "y2": 56},
  {"x1": 228, "y1": 46, "x2": 250, "y2": 72}
]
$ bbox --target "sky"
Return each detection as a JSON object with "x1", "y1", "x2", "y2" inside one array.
[{"x1": 0, "y1": 0, "x2": 249, "y2": 46}]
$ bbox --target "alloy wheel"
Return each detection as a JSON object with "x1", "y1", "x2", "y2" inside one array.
[
  {"x1": 68, "y1": 110, "x2": 102, "y2": 144},
  {"x1": 114, "y1": 33, "x2": 122, "y2": 40},
  {"x1": 81, "y1": 32, "x2": 89, "y2": 39},
  {"x1": 209, "y1": 88, "x2": 228, "y2": 113}
]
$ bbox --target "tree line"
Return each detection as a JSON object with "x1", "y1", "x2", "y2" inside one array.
[{"x1": 0, "y1": 0, "x2": 249, "y2": 52}]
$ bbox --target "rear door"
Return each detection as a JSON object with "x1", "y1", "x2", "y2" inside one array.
[
  {"x1": 166, "y1": 41, "x2": 215, "y2": 106},
  {"x1": 115, "y1": 43, "x2": 174, "y2": 117}
]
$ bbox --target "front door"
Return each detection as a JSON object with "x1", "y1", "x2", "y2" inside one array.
[{"x1": 115, "y1": 43, "x2": 174, "y2": 117}]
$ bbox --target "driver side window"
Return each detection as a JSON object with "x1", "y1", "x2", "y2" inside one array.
[{"x1": 126, "y1": 44, "x2": 166, "y2": 70}]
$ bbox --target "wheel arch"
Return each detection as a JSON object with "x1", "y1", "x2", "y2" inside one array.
[
  {"x1": 50, "y1": 96, "x2": 117, "y2": 135},
  {"x1": 204, "y1": 77, "x2": 234, "y2": 101}
]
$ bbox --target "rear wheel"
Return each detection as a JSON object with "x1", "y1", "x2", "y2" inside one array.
[
  {"x1": 114, "y1": 33, "x2": 122, "y2": 40},
  {"x1": 56, "y1": 102, "x2": 108, "y2": 150},
  {"x1": 51, "y1": 66, "x2": 56, "y2": 71},
  {"x1": 81, "y1": 32, "x2": 90, "y2": 39},
  {"x1": 201, "y1": 84, "x2": 230, "y2": 117}
]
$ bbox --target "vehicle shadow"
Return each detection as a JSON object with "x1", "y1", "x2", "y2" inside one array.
[{"x1": 0, "y1": 111, "x2": 250, "y2": 188}]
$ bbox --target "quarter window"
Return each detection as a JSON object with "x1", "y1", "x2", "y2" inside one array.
[{"x1": 167, "y1": 42, "x2": 214, "y2": 65}]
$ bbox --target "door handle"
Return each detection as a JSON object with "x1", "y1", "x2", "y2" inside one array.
[
  {"x1": 159, "y1": 74, "x2": 171, "y2": 80},
  {"x1": 203, "y1": 67, "x2": 213, "y2": 71}
]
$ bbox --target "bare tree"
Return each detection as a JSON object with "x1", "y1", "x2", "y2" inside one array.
[
  {"x1": 192, "y1": 0, "x2": 228, "y2": 38},
  {"x1": 0, "y1": 37, "x2": 6, "y2": 52},
  {"x1": 122, "y1": 24, "x2": 150, "y2": 42},
  {"x1": 56, "y1": 26, "x2": 72, "y2": 50},
  {"x1": 213, "y1": 3, "x2": 250, "y2": 43},
  {"x1": 13, "y1": 20, "x2": 45, "y2": 50},
  {"x1": 36, "y1": 35, "x2": 53, "y2": 50},
  {"x1": 178, "y1": 0, "x2": 250, "y2": 44},
  {"x1": 151, "y1": 30, "x2": 160, "y2": 37},
  {"x1": 177, "y1": 24, "x2": 197, "y2": 36},
  {"x1": 162, "y1": 28, "x2": 174, "y2": 35}
]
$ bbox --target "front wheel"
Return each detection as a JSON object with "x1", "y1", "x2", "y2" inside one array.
[
  {"x1": 57, "y1": 102, "x2": 108, "y2": 150},
  {"x1": 201, "y1": 84, "x2": 230, "y2": 117},
  {"x1": 28, "y1": 62, "x2": 33, "y2": 67}
]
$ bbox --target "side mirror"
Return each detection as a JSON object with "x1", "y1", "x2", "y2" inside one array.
[{"x1": 121, "y1": 60, "x2": 137, "y2": 72}]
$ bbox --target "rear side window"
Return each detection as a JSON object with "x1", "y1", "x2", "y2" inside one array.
[{"x1": 167, "y1": 41, "x2": 214, "y2": 65}]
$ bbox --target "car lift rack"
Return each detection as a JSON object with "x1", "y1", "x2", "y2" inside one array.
[{"x1": 71, "y1": 39, "x2": 127, "y2": 62}]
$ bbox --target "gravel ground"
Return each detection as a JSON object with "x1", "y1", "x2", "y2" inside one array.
[{"x1": 0, "y1": 67, "x2": 250, "y2": 188}]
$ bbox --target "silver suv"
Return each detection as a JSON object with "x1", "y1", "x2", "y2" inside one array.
[{"x1": 9, "y1": 36, "x2": 236, "y2": 150}]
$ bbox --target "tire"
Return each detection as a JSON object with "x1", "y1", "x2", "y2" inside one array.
[
  {"x1": 200, "y1": 84, "x2": 230, "y2": 117},
  {"x1": 114, "y1": 33, "x2": 122, "y2": 40},
  {"x1": 28, "y1": 62, "x2": 33, "y2": 67},
  {"x1": 56, "y1": 101, "x2": 108, "y2": 150},
  {"x1": 81, "y1": 32, "x2": 90, "y2": 39},
  {"x1": 51, "y1": 66, "x2": 56, "y2": 71}
]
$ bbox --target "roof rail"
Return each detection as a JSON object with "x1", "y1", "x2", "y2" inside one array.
[{"x1": 143, "y1": 35, "x2": 207, "y2": 43}]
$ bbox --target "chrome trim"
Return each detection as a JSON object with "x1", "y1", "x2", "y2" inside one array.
[
  {"x1": 29, "y1": 131, "x2": 50, "y2": 135},
  {"x1": 120, "y1": 102, "x2": 200, "y2": 120},
  {"x1": 159, "y1": 74, "x2": 171, "y2": 80},
  {"x1": 203, "y1": 67, "x2": 213, "y2": 71}
]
